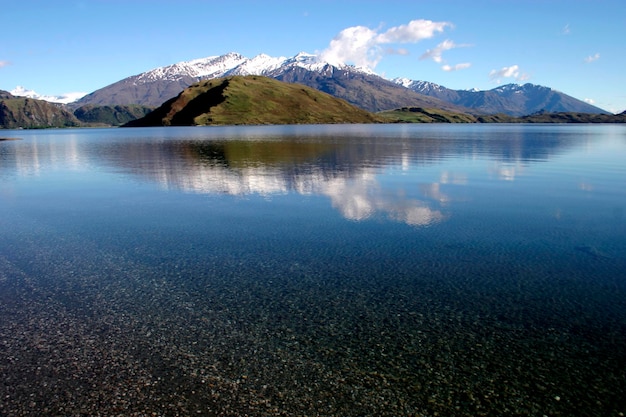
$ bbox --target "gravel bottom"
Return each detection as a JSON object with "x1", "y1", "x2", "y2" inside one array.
[{"x1": 1, "y1": 229, "x2": 625, "y2": 416}]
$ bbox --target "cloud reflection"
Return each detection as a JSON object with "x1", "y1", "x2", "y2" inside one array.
[
  {"x1": 322, "y1": 171, "x2": 444, "y2": 225},
  {"x1": 100, "y1": 139, "x2": 448, "y2": 227},
  {"x1": 490, "y1": 162, "x2": 524, "y2": 181}
]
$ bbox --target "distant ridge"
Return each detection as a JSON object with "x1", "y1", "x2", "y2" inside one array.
[
  {"x1": 124, "y1": 75, "x2": 383, "y2": 127},
  {"x1": 393, "y1": 79, "x2": 608, "y2": 116}
]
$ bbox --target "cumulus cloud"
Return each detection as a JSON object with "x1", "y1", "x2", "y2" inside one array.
[
  {"x1": 489, "y1": 65, "x2": 529, "y2": 82},
  {"x1": 320, "y1": 19, "x2": 452, "y2": 69},
  {"x1": 442, "y1": 63, "x2": 471, "y2": 72},
  {"x1": 321, "y1": 25, "x2": 381, "y2": 68},
  {"x1": 584, "y1": 53, "x2": 600, "y2": 63}
]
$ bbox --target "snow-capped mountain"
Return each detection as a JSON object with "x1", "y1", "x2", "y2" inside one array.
[
  {"x1": 392, "y1": 78, "x2": 462, "y2": 99},
  {"x1": 73, "y1": 52, "x2": 458, "y2": 113},
  {"x1": 10, "y1": 86, "x2": 86, "y2": 104},
  {"x1": 72, "y1": 51, "x2": 607, "y2": 115},
  {"x1": 392, "y1": 78, "x2": 445, "y2": 94}
]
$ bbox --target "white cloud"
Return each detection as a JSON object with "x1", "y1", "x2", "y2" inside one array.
[
  {"x1": 584, "y1": 98, "x2": 595, "y2": 104},
  {"x1": 561, "y1": 24, "x2": 571, "y2": 35},
  {"x1": 420, "y1": 40, "x2": 467, "y2": 63},
  {"x1": 491, "y1": 65, "x2": 519, "y2": 79},
  {"x1": 584, "y1": 53, "x2": 600, "y2": 63},
  {"x1": 376, "y1": 19, "x2": 452, "y2": 44},
  {"x1": 0, "y1": 60, "x2": 10, "y2": 68},
  {"x1": 420, "y1": 40, "x2": 472, "y2": 72},
  {"x1": 320, "y1": 19, "x2": 452, "y2": 69},
  {"x1": 442, "y1": 63, "x2": 471, "y2": 72},
  {"x1": 489, "y1": 65, "x2": 529, "y2": 83}
]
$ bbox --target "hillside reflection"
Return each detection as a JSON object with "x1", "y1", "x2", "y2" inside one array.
[
  {"x1": 3, "y1": 125, "x2": 591, "y2": 227},
  {"x1": 93, "y1": 126, "x2": 583, "y2": 226}
]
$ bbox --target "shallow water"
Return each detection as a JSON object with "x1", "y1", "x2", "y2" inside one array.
[{"x1": 1, "y1": 124, "x2": 625, "y2": 416}]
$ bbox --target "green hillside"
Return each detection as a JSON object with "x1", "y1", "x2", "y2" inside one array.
[{"x1": 125, "y1": 76, "x2": 384, "y2": 127}]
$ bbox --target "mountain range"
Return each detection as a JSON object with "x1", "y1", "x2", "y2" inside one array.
[
  {"x1": 1, "y1": 51, "x2": 614, "y2": 129},
  {"x1": 73, "y1": 51, "x2": 608, "y2": 116}
]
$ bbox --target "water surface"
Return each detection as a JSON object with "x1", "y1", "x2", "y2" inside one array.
[{"x1": 1, "y1": 124, "x2": 625, "y2": 416}]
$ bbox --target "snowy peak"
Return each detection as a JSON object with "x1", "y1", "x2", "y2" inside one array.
[
  {"x1": 188, "y1": 52, "x2": 248, "y2": 78},
  {"x1": 225, "y1": 53, "x2": 287, "y2": 76},
  {"x1": 492, "y1": 83, "x2": 553, "y2": 95},
  {"x1": 283, "y1": 52, "x2": 324, "y2": 70},
  {"x1": 10, "y1": 86, "x2": 86, "y2": 104},
  {"x1": 135, "y1": 53, "x2": 248, "y2": 84},
  {"x1": 392, "y1": 78, "x2": 445, "y2": 94},
  {"x1": 132, "y1": 51, "x2": 375, "y2": 86},
  {"x1": 292, "y1": 51, "x2": 318, "y2": 62},
  {"x1": 392, "y1": 77, "x2": 415, "y2": 89}
]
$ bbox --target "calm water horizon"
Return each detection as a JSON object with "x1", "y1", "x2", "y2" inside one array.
[{"x1": 1, "y1": 124, "x2": 625, "y2": 416}]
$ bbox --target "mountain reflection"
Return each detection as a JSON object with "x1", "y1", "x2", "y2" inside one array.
[
  {"x1": 3, "y1": 125, "x2": 592, "y2": 227},
  {"x1": 92, "y1": 125, "x2": 582, "y2": 226},
  {"x1": 100, "y1": 139, "x2": 446, "y2": 226}
]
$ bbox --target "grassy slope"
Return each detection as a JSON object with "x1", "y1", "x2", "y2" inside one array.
[{"x1": 126, "y1": 76, "x2": 385, "y2": 127}]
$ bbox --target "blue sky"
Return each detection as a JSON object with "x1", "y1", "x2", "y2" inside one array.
[{"x1": 2, "y1": 0, "x2": 625, "y2": 113}]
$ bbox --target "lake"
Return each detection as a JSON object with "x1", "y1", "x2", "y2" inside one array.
[{"x1": 1, "y1": 124, "x2": 625, "y2": 416}]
